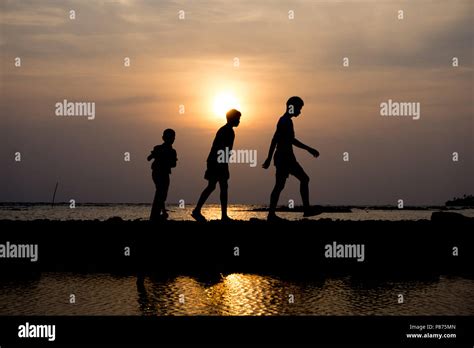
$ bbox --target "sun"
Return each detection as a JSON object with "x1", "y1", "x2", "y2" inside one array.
[{"x1": 213, "y1": 92, "x2": 241, "y2": 117}]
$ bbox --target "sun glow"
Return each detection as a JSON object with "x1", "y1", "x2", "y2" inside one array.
[{"x1": 212, "y1": 92, "x2": 241, "y2": 117}]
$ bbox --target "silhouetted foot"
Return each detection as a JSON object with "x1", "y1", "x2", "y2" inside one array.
[
  {"x1": 160, "y1": 212, "x2": 169, "y2": 220},
  {"x1": 303, "y1": 207, "x2": 323, "y2": 217},
  {"x1": 191, "y1": 210, "x2": 207, "y2": 222},
  {"x1": 267, "y1": 213, "x2": 287, "y2": 222},
  {"x1": 221, "y1": 216, "x2": 234, "y2": 222}
]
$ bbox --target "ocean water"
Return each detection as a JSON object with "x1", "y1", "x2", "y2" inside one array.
[
  {"x1": 1, "y1": 204, "x2": 472, "y2": 316},
  {"x1": 0, "y1": 273, "x2": 473, "y2": 316},
  {"x1": 1, "y1": 203, "x2": 473, "y2": 221}
]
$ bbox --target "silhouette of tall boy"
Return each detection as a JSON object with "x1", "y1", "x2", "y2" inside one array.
[
  {"x1": 148, "y1": 128, "x2": 177, "y2": 221},
  {"x1": 262, "y1": 97, "x2": 319, "y2": 221},
  {"x1": 192, "y1": 109, "x2": 241, "y2": 222}
]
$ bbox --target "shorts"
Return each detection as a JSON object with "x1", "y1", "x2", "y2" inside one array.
[
  {"x1": 204, "y1": 162, "x2": 229, "y2": 182},
  {"x1": 152, "y1": 171, "x2": 170, "y2": 202},
  {"x1": 275, "y1": 158, "x2": 309, "y2": 181}
]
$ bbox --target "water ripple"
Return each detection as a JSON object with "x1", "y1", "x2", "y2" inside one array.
[{"x1": 0, "y1": 273, "x2": 473, "y2": 315}]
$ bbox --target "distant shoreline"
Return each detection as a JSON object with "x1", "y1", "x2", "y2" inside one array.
[
  {"x1": 1, "y1": 202, "x2": 473, "y2": 211},
  {"x1": 0, "y1": 211, "x2": 472, "y2": 223},
  {"x1": 246, "y1": 205, "x2": 473, "y2": 212}
]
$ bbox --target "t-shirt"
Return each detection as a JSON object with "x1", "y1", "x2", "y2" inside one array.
[
  {"x1": 150, "y1": 143, "x2": 177, "y2": 174},
  {"x1": 207, "y1": 124, "x2": 235, "y2": 164},
  {"x1": 273, "y1": 115, "x2": 295, "y2": 160}
]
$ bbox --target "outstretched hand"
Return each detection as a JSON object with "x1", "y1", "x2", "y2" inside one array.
[
  {"x1": 262, "y1": 158, "x2": 271, "y2": 169},
  {"x1": 309, "y1": 148, "x2": 320, "y2": 158}
]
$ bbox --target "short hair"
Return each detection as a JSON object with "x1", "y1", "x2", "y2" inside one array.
[
  {"x1": 163, "y1": 128, "x2": 175, "y2": 139},
  {"x1": 226, "y1": 109, "x2": 241, "y2": 122},
  {"x1": 286, "y1": 96, "x2": 304, "y2": 110}
]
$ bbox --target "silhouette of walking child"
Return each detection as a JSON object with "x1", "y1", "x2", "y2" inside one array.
[
  {"x1": 192, "y1": 109, "x2": 242, "y2": 222},
  {"x1": 148, "y1": 129, "x2": 177, "y2": 221},
  {"x1": 262, "y1": 97, "x2": 320, "y2": 221}
]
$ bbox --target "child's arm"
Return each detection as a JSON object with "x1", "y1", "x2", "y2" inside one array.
[
  {"x1": 293, "y1": 138, "x2": 319, "y2": 157},
  {"x1": 170, "y1": 150, "x2": 177, "y2": 168},
  {"x1": 262, "y1": 129, "x2": 278, "y2": 169},
  {"x1": 147, "y1": 146, "x2": 157, "y2": 161}
]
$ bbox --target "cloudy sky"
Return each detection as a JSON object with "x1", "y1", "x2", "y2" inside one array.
[{"x1": 1, "y1": 0, "x2": 472, "y2": 205}]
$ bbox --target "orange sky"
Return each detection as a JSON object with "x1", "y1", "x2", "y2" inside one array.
[{"x1": 1, "y1": 0, "x2": 472, "y2": 205}]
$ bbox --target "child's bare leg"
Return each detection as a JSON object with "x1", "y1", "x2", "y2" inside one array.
[{"x1": 219, "y1": 180, "x2": 228, "y2": 219}]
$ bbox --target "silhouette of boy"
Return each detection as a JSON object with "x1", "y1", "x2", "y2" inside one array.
[
  {"x1": 192, "y1": 109, "x2": 242, "y2": 222},
  {"x1": 262, "y1": 97, "x2": 320, "y2": 221},
  {"x1": 148, "y1": 128, "x2": 177, "y2": 221}
]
